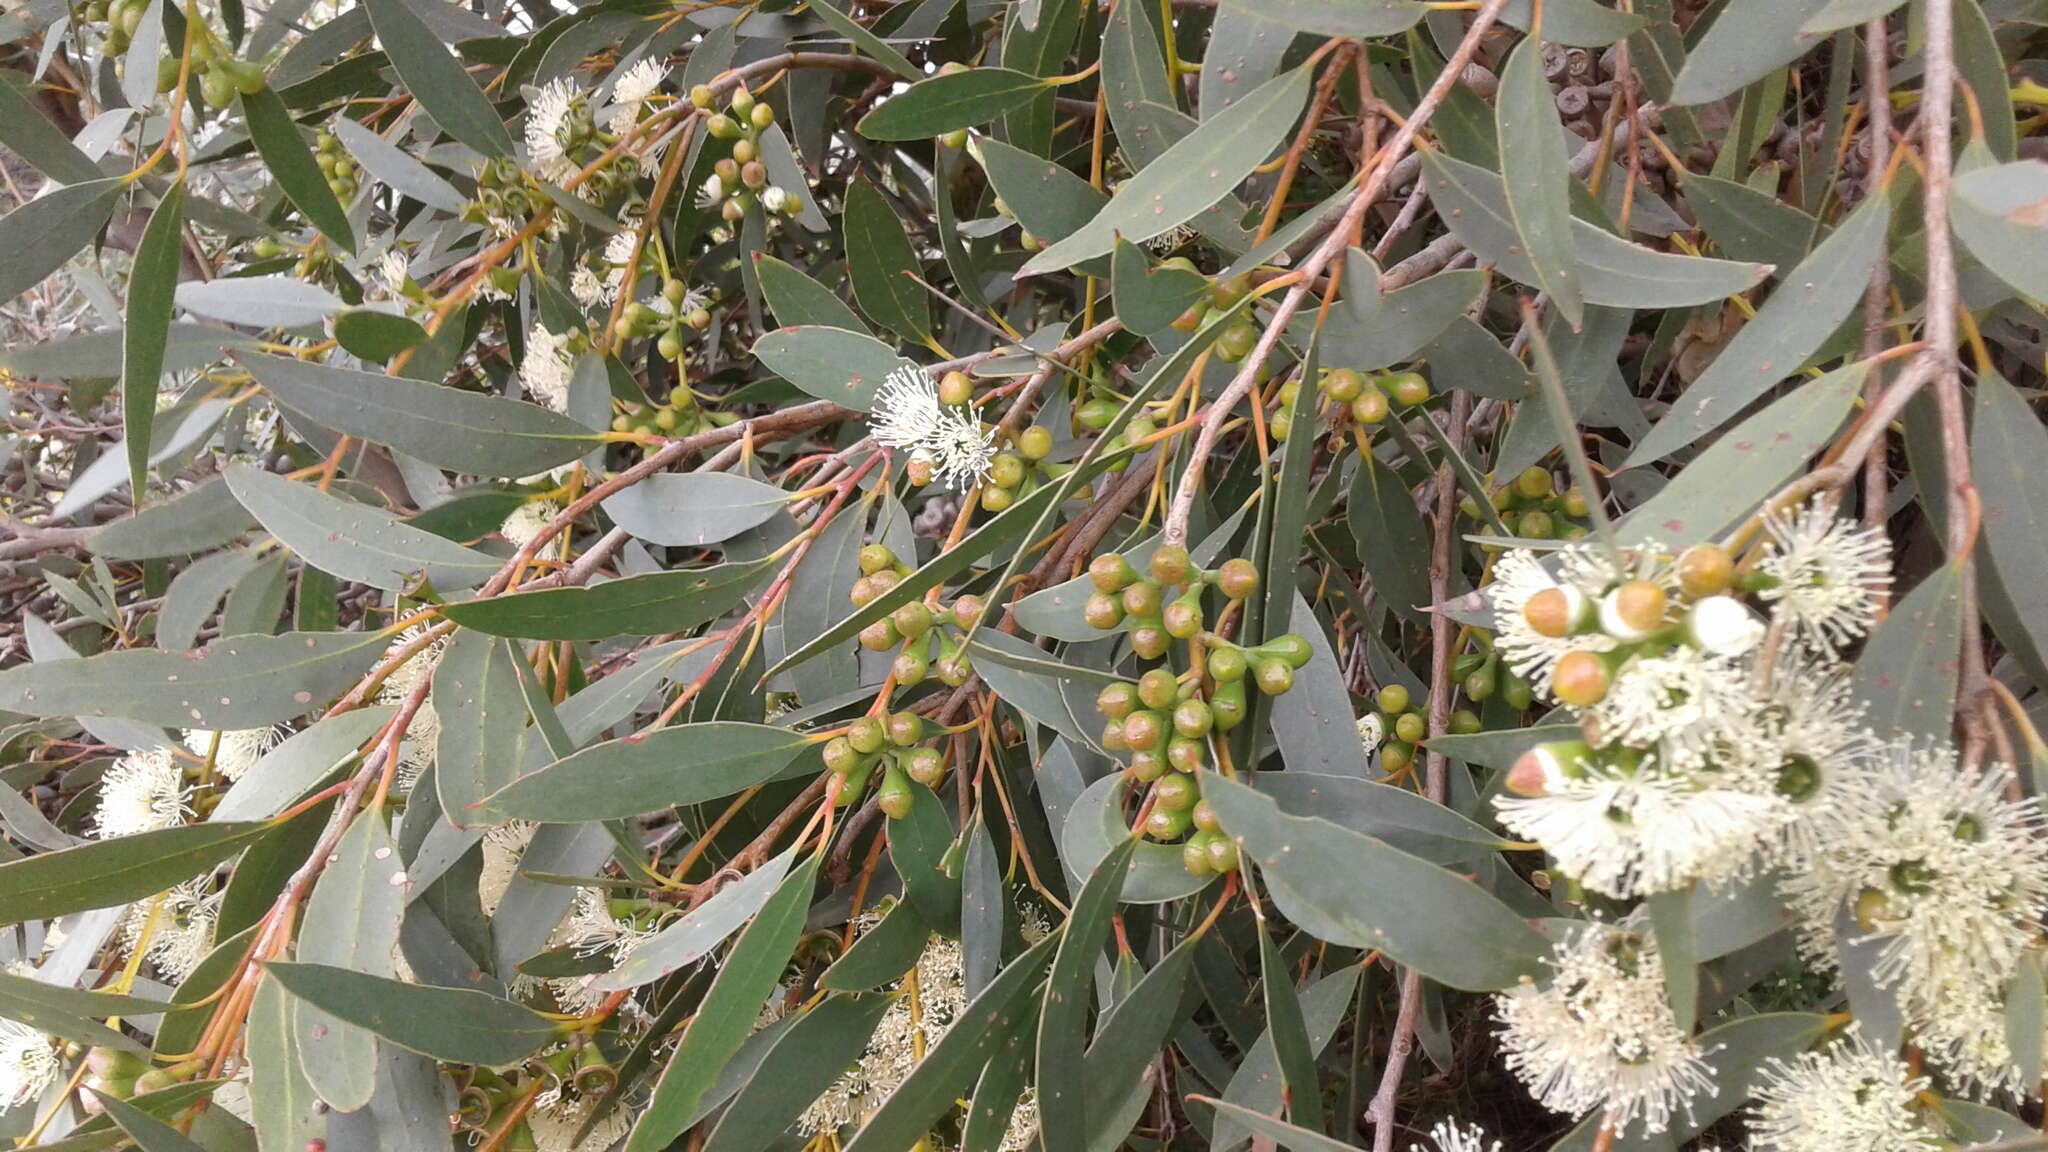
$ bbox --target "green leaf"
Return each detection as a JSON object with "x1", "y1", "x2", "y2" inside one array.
[
  {"x1": 1496, "y1": 38, "x2": 1582, "y2": 326},
  {"x1": 264, "y1": 962, "x2": 559, "y2": 1065},
  {"x1": 1020, "y1": 65, "x2": 1311, "y2": 274},
  {"x1": 1423, "y1": 724, "x2": 1584, "y2": 770},
  {"x1": 90, "y1": 476, "x2": 256, "y2": 560},
  {"x1": 1253, "y1": 771, "x2": 1512, "y2": 863},
  {"x1": 1422, "y1": 151, "x2": 1772, "y2": 306},
  {"x1": 1972, "y1": 372, "x2": 2048, "y2": 690},
  {"x1": 821, "y1": 896, "x2": 929, "y2": 992},
  {"x1": 238, "y1": 351, "x2": 596, "y2": 476},
  {"x1": 432, "y1": 631, "x2": 534, "y2": 828},
  {"x1": 1225, "y1": 0, "x2": 1420, "y2": 36},
  {"x1": 1197, "y1": 1097, "x2": 1359, "y2": 1152},
  {"x1": 1647, "y1": 886, "x2": 1699, "y2": 1029},
  {"x1": 1204, "y1": 776, "x2": 1547, "y2": 990},
  {"x1": 0, "y1": 69, "x2": 105, "y2": 184},
  {"x1": 1212, "y1": 967, "x2": 1360, "y2": 1151},
  {"x1": 843, "y1": 176, "x2": 931, "y2": 343},
  {"x1": 1317, "y1": 256, "x2": 1484, "y2": 371},
  {"x1": 859, "y1": 68, "x2": 1048, "y2": 140},
  {"x1": 225, "y1": 464, "x2": 497, "y2": 591},
  {"x1": 1629, "y1": 194, "x2": 1887, "y2": 465},
  {"x1": 1111, "y1": 237, "x2": 1208, "y2": 336},
  {"x1": 2008, "y1": 953, "x2": 2045, "y2": 1090},
  {"x1": 961, "y1": 816, "x2": 1003, "y2": 998},
  {"x1": 1617, "y1": 362, "x2": 1865, "y2": 545},
  {"x1": 333, "y1": 309, "x2": 430, "y2": 362},
  {"x1": 1079, "y1": 937, "x2": 1197, "y2": 1152},
  {"x1": 1348, "y1": 447, "x2": 1431, "y2": 621},
  {"x1": 751, "y1": 325, "x2": 916, "y2": 412},
  {"x1": 1950, "y1": 3, "x2": 2015, "y2": 162},
  {"x1": 1668, "y1": 0, "x2": 1829, "y2": 106},
  {"x1": 0, "y1": 822, "x2": 270, "y2": 925},
  {"x1": 996, "y1": 0, "x2": 1079, "y2": 154},
  {"x1": 175, "y1": 275, "x2": 344, "y2": 330},
  {"x1": 1061, "y1": 774, "x2": 1215, "y2": 904},
  {"x1": 1681, "y1": 172, "x2": 1825, "y2": 272},
  {"x1": 440, "y1": 561, "x2": 769, "y2": 641},
  {"x1": 626, "y1": 851, "x2": 823, "y2": 1152},
  {"x1": 293, "y1": 811, "x2": 405, "y2": 1110},
  {"x1": 703, "y1": 992, "x2": 897, "y2": 1152},
  {"x1": 889, "y1": 780, "x2": 963, "y2": 935},
  {"x1": 0, "y1": 629, "x2": 386, "y2": 729},
  {"x1": 328, "y1": 118, "x2": 469, "y2": 213},
  {"x1": 362, "y1": 0, "x2": 513, "y2": 156},
  {"x1": 1254, "y1": 915, "x2": 1321, "y2": 1132},
  {"x1": 976, "y1": 135, "x2": 1108, "y2": 259},
  {"x1": 1952, "y1": 158, "x2": 2048, "y2": 304},
  {"x1": 0, "y1": 322, "x2": 256, "y2": 379},
  {"x1": 1801, "y1": 0, "x2": 1904, "y2": 35},
  {"x1": 0, "y1": 177, "x2": 122, "y2": 305},
  {"x1": 488, "y1": 721, "x2": 815, "y2": 822},
  {"x1": 251, "y1": 974, "x2": 328, "y2": 1152},
  {"x1": 240, "y1": 85, "x2": 355, "y2": 252},
  {"x1": 595, "y1": 848, "x2": 799, "y2": 991},
  {"x1": 1499, "y1": 0, "x2": 1643, "y2": 46},
  {"x1": 1037, "y1": 836, "x2": 1137, "y2": 1142},
  {"x1": 214, "y1": 706, "x2": 393, "y2": 822},
  {"x1": 601, "y1": 473, "x2": 791, "y2": 547},
  {"x1": 843, "y1": 933, "x2": 1063, "y2": 1152},
  {"x1": 94, "y1": 1089, "x2": 208, "y2": 1152},
  {"x1": 1851, "y1": 564, "x2": 1964, "y2": 746},
  {"x1": 123, "y1": 182, "x2": 185, "y2": 502},
  {"x1": 754, "y1": 253, "x2": 863, "y2": 330},
  {"x1": 0, "y1": 971, "x2": 167, "y2": 1054},
  {"x1": 802, "y1": 0, "x2": 918, "y2": 80}
]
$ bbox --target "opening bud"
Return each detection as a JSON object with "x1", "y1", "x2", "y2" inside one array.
[
  {"x1": 1599, "y1": 579, "x2": 1668, "y2": 641},
  {"x1": 1686, "y1": 595, "x2": 1763, "y2": 656}
]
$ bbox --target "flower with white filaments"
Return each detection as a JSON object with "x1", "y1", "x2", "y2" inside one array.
[
  {"x1": 94, "y1": 748, "x2": 189, "y2": 838},
  {"x1": 1748, "y1": 1028, "x2": 1938, "y2": 1152},
  {"x1": 0, "y1": 1021, "x2": 59, "y2": 1113},
  {"x1": 1757, "y1": 497, "x2": 1890, "y2": 654},
  {"x1": 869, "y1": 366, "x2": 994, "y2": 490}
]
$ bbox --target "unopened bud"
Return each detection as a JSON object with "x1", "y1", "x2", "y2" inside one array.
[
  {"x1": 1676, "y1": 543, "x2": 1735, "y2": 598},
  {"x1": 1550, "y1": 651, "x2": 1612, "y2": 707},
  {"x1": 1599, "y1": 580, "x2": 1668, "y2": 641},
  {"x1": 1505, "y1": 739, "x2": 1593, "y2": 796},
  {"x1": 1521, "y1": 585, "x2": 1587, "y2": 638}
]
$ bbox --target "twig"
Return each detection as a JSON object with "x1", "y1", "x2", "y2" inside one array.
[{"x1": 1859, "y1": 16, "x2": 1894, "y2": 557}]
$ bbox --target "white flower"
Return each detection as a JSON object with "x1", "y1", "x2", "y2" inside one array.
[
  {"x1": 998, "y1": 1086, "x2": 1040, "y2": 1152},
  {"x1": 181, "y1": 726, "x2": 281, "y2": 783},
  {"x1": 529, "y1": 1089, "x2": 630, "y2": 1152},
  {"x1": 570, "y1": 265, "x2": 607, "y2": 307},
  {"x1": 521, "y1": 322, "x2": 576, "y2": 413},
  {"x1": 800, "y1": 932, "x2": 967, "y2": 1134},
  {"x1": 375, "y1": 624, "x2": 447, "y2": 789},
  {"x1": 761, "y1": 186, "x2": 788, "y2": 214},
  {"x1": 1791, "y1": 745, "x2": 2047, "y2": 1007},
  {"x1": 94, "y1": 748, "x2": 189, "y2": 838},
  {"x1": 1587, "y1": 647, "x2": 1756, "y2": 767},
  {"x1": 1686, "y1": 594, "x2": 1764, "y2": 656},
  {"x1": 1487, "y1": 547, "x2": 1618, "y2": 688},
  {"x1": 1910, "y1": 972, "x2": 2026, "y2": 1097},
  {"x1": 501, "y1": 500, "x2": 562, "y2": 550},
  {"x1": 1145, "y1": 222, "x2": 1196, "y2": 254},
  {"x1": 1496, "y1": 767, "x2": 1782, "y2": 898},
  {"x1": 1758, "y1": 498, "x2": 1890, "y2": 654},
  {"x1": 871, "y1": 366, "x2": 944, "y2": 449},
  {"x1": 121, "y1": 880, "x2": 222, "y2": 984},
  {"x1": 1357, "y1": 712, "x2": 1385, "y2": 756},
  {"x1": 926, "y1": 410, "x2": 997, "y2": 491},
  {"x1": 1495, "y1": 925, "x2": 1714, "y2": 1134},
  {"x1": 1730, "y1": 653, "x2": 1879, "y2": 861},
  {"x1": 606, "y1": 58, "x2": 665, "y2": 137},
  {"x1": 696, "y1": 172, "x2": 725, "y2": 210},
  {"x1": 479, "y1": 822, "x2": 536, "y2": 914},
  {"x1": 525, "y1": 78, "x2": 581, "y2": 184},
  {"x1": 374, "y1": 249, "x2": 410, "y2": 298},
  {"x1": 0, "y1": 1021, "x2": 59, "y2": 1114},
  {"x1": 1413, "y1": 1120, "x2": 1502, "y2": 1152},
  {"x1": 1749, "y1": 1028, "x2": 1938, "y2": 1152}
]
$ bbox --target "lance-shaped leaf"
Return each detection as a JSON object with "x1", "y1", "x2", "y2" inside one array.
[
  {"x1": 239, "y1": 351, "x2": 596, "y2": 476},
  {"x1": 1228, "y1": 0, "x2": 1421, "y2": 36},
  {"x1": 1111, "y1": 237, "x2": 1210, "y2": 335},
  {"x1": 240, "y1": 85, "x2": 355, "y2": 252},
  {"x1": 0, "y1": 69, "x2": 104, "y2": 184},
  {"x1": 1629, "y1": 194, "x2": 1888, "y2": 465},
  {"x1": 1974, "y1": 372, "x2": 2048, "y2": 689},
  {"x1": 0, "y1": 823, "x2": 271, "y2": 925},
  {"x1": 1496, "y1": 38, "x2": 1581, "y2": 326},
  {"x1": 601, "y1": 473, "x2": 791, "y2": 546},
  {"x1": 1499, "y1": 0, "x2": 1643, "y2": 46},
  {"x1": 1852, "y1": 564, "x2": 1964, "y2": 747},
  {"x1": 264, "y1": 963, "x2": 560, "y2": 1065},
  {"x1": 91, "y1": 476, "x2": 255, "y2": 560},
  {"x1": 363, "y1": 0, "x2": 513, "y2": 157},
  {"x1": 858, "y1": 68, "x2": 1048, "y2": 140},
  {"x1": 175, "y1": 276, "x2": 344, "y2": 329},
  {"x1": 1062, "y1": 774, "x2": 1215, "y2": 905},
  {"x1": 626, "y1": 852, "x2": 823, "y2": 1152},
  {"x1": 1213, "y1": 967, "x2": 1361, "y2": 1150},
  {"x1": 486, "y1": 722, "x2": 816, "y2": 822},
  {"x1": 329, "y1": 118, "x2": 468, "y2": 213},
  {"x1": 249, "y1": 978, "x2": 326, "y2": 1152},
  {"x1": 754, "y1": 253, "x2": 864, "y2": 330},
  {"x1": 123, "y1": 182, "x2": 184, "y2": 501},
  {"x1": 821, "y1": 897, "x2": 928, "y2": 992},
  {"x1": 596, "y1": 849, "x2": 799, "y2": 991},
  {"x1": 1952, "y1": 157, "x2": 2048, "y2": 305},
  {"x1": 843, "y1": 176, "x2": 931, "y2": 343},
  {"x1": 751, "y1": 325, "x2": 915, "y2": 413},
  {"x1": 1204, "y1": 776, "x2": 1546, "y2": 990},
  {"x1": 0, "y1": 629, "x2": 386, "y2": 729},
  {"x1": 439, "y1": 561, "x2": 770, "y2": 641},
  {"x1": 293, "y1": 811, "x2": 406, "y2": 1111},
  {"x1": 0, "y1": 177, "x2": 122, "y2": 305},
  {"x1": 433, "y1": 631, "x2": 534, "y2": 828},
  {"x1": 703, "y1": 991, "x2": 898, "y2": 1152},
  {"x1": 225, "y1": 464, "x2": 497, "y2": 591},
  {"x1": 1668, "y1": 0, "x2": 1830, "y2": 106},
  {"x1": 1421, "y1": 151, "x2": 1771, "y2": 307},
  {"x1": 95, "y1": 1089, "x2": 209, "y2": 1152},
  {"x1": 333, "y1": 309, "x2": 429, "y2": 362},
  {"x1": 1037, "y1": 837, "x2": 1138, "y2": 1140},
  {"x1": 1080, "y1": 937, "x2": 1198, "y2": 1152},
  {"x1": 1021, "y1": 65, "x2": 1311, "y2": 274}
]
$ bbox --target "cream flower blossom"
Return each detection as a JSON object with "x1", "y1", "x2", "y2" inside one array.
[
  {"x1": 120, "y1": 880, "x2": 222, "y2": 984},
  {"x1": 525, "y1": 78, "x2": 582, "y2": 185},
  {"x1": 1757, "y1": 498, "x2": 1890, "y2": 654},
  {"x1": 501, "y1": 499, "x2": 563, "y2": 550},
  {"x1": 1413, "y1": 1121, "x2": 1502, "y2": 1152},
  {"x1": 521, "y1": 322, "x2": 576, "y2": 413},
  {"x1": 1749, "y1": 1029, "x2": 1939, "y2": 1152},
  {"x1": 0, "y1": 1021, "x2": 59, "y2": 1113},
  {"x1": 1495, "y1": 925, "x2": 1714, "y2": 1134},
  {"x1": 605, "y1": 58, "x2": 665, "y2": 137},
  {"x1": 94, "y1": 748, "x2": 189, "y2": 838},
  {"x1": 1486, "y1": 547, "x2": 1618, "y2": 687},
  {"x1": 181, "y1": 726, "x2": 282, "y2": 783}
]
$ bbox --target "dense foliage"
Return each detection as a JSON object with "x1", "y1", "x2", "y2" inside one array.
[{"x1": 3, "y1": 0, "x2": 2048, "y2": 1149}]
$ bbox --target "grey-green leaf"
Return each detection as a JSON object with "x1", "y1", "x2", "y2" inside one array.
[
  {"x1": 601, "y1": 473, "x2": 791, "y2": 546},
  {"x1": 293, "y1": 811, "x2": 405, "y2": 1110},
  {"x1": 241, "y1": 86, "x2": 355, "y2": 252},
  {"x1": 123, "y1": 182, "x2": 184, "y2": 501},
  {"x1": 263, "y1": 962, "x2": 559, "y2": 1065},
  {"x1": 1951, "y1": 159, "x2": 2048, "y2": 305},
  {"x1": 751, "y1": 325, "x2": 915, "y2": 413},
  {"x1": 0, "y1": 629, "x2": 386, "y2": 729},
  {"x1": 0, "y1": 823, "x2": 271, "y2": 925},
  {"x1": 487, "y1": 722, "x2": 815, "y2": 822},
  {"x1": 363, "y1": 0, "x2": 514, "y2": 157},
  {"x1": 1668, "y1": 0, "x2": 1830, "y2": 106},
  {"x1": 0, "y1": 177, "x2": 122, "y2": 305},
  {"x1": 1851, "y1": 564, "x2": 1963, "y2": 747},
  {"x1": 858, "y1": 68, "x2": 1048, "y2": 140},
  {"x1": 1496, "y1": 38, "x2": 1582, "y2": 326},
  {"x1": 438, "y1": 561, "x2": 770, "y2": 641},
  {"x1": 239, "y1": 351, "x2": 596, "y2": 476},
  {"x1": 225, "y1": 464, "x2": 497, "y2": 591}
]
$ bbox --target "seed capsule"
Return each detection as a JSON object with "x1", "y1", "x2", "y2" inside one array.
[
  {"x1": 1205, "y1": 835, "x2": 1239, "y2": 872},
  {"x1": 1121, "y1": 580, "x2": 1162, "y2": 617},
  {"x1": 1152, "y1": 773, "x2": 1197, "y2": 812},
  {"x1": 1207, "y1": 647, "x2": 1248, "y2": 682},
  {"x1": 1183, "y1": 834, "x2": 1215, "y2": 876},
  {"x1": 847, "y1": 717, "x2": 886, "y2": 755},
  {"x1": 906, "y1": 747, "x2": 945, "y2": 787},
  {"x1": 1137, "y1": 668, "x2": 1180, "y2": 711},
  {"x1": 878, "y1": 765, "x2": 915, "y2": 819},
  {"x1": 885, "y1": 711, "x2": 924, "y2": 747},
  {"x1": 1395, "y1": 712, "x2": 1427, "y2": 744},
  {"x1": 1083, "y1": 593, "x2": 1125, "y2": 630},
  {"x1": 1166, "y1": 736, "x2": 1205, "y2": 772},
  {"x1": 1097, "y1": 682, "x2": 1138, "y2": 719},
  {"x1": 1254, "y1": 658, "x2": 1294, "y2": 696},
  {"x1": 1149, "y1": 544, "x2": 1192, "y2": 586},
  {"x1": 1089, "y1": 553, "x2": 1138, "y2": 593},
  {"x1": 1173, "y1": 699, "x2": 1214, "y2": 738}
]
